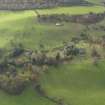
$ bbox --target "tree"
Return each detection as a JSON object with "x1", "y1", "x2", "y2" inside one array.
[
  {"x1": 91, "y1": 47, "x2": 100, "y2": 65},
  {"x1": 56, "y1": 52, "x2": 61, "y2": 61},
  {"x1": 91, "y1": 48, "x2": 100, "y2": 58},
  {"x1": 11, "y1": 43, "x2": 24, "y2": 57}
]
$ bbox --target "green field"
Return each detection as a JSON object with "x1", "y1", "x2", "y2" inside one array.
[
  {"x1": 0, "y1": 87, "x2": 55, "y2": 105},
  {"x1": 41, "y1": 60, "x2": 105, "y2": 105},
  {"x1": 0, "y1": 6, "x2": 105, "y2": 49},
  {"x1": 1, "y1": 60, "x2": 105, "y2": 105},
  {"x1": 37, "y1": 6, "x2": 105, "y2": 15},
  {"x1": 86, "y1": 0, "x2": 104, "y2": 5},
  {"x1": 0, "y1": 5, "x2": 105, "y2": 105}
]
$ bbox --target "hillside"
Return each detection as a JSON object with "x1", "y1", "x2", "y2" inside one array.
[
  {"x1": 40, "y1": 61, "x2": 105, "y2": 105},
  {"x1": 0, "y1": 1, "x2": 105, "y2": 105},
  {"x1": 0, "y1": 6, "x2": 105, "y2": 48}
]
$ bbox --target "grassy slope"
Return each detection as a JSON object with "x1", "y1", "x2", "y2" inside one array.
[
  {"x1": 86, "y1": 0, "x2": 104, "y2": 5},
  {"x1": 0, "y1": 87, "x2": 55, "y2": 105},
  {"x1": 0, "y1": 6, "x2": 105, "y2": 49},
  {"x1": 41, "y1": 60, "x2": 105, "y2": 105},
  {"x1": 1, "y1": 59, "x2": 105, "y2": 105},
  {"x1": 0, "y1": 5, "x2": 105, "y2": 105}
]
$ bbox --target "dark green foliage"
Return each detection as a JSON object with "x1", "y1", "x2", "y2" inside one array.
[
  {"x1": 0, "y1": 75, "x2": 29, "y2": 95},
  {"x1": 64, "y1": 42, "x2": 86, "y2": 57},
  {"x1": 56, "y1": 52, "x2": 61, "y2": 61},
  {"x1": 10, "y1": 43, "x2": 24, "y2": 57}
]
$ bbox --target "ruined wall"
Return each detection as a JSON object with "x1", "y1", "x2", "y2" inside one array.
[
  {"x1": 0, "y1": 0, "x2": 58, "y2": 10},
  {"x1": 38, "y1": 13, "x2": 105, "y2": 24},
  {"x1": 0, "y1": 0, "x2": 91, "y2": 10}
]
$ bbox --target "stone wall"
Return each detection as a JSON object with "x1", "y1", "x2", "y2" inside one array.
[
  {"x1": 38, "y1": 13, "x2": 105, "y2": 24},
  {"x1": 0, "y1": 0, "x2": 58, "y2": 10},
  {"x1": 0, "y1": 0, "x2": 91, "y2": 10}
]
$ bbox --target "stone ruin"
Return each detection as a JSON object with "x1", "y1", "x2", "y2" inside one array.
[
  {"x1": 0, "y1": 0, "x2": 58, "y2": 10},
  {"x1": 0, "y1": 0, "x2": 91, "y2": 10},
  {"x1": 38, "y1": 12, "x2": 105, "y2": 24}
]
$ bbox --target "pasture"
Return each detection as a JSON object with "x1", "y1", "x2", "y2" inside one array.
[
  {"x1": 0, "y1": 5, "x2": 105, "y2": 105},
  {"x1": 0, "y1": 6, "x2": 105, "y2": 49}
]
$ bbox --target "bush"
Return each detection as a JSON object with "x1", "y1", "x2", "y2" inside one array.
[
  {"x1": 0, "y1": 75, "x2": 29, "y2": 95},
  {"x1": 10, "y1": 43, "x2": 24, "y2": 57}
]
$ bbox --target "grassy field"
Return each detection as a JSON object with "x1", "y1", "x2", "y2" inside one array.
[
  {"x1": 0, "y1": 9, "x2": 85, "y2": 49},
  {"x1": 0, "y1": 59, "x2": 105, "y2": 105},
  {"x1": 0, "y1": 87, "x2": 55, "y2": 105},
  {"x1": 37, "y1": 6, "x2": 105, "y2": 15},
  {"x1": 40, "y1": 60, "x2": 105, "y2": 105},
  {"x1": 0, "y1": 5, "x2": 105, "y2": 105},
  {"x1": 86, "y1": 0, "x2": 104, "y2": 5},
  {"x1": 0, "y1": 6, "x2": 105, "y2": 49}
]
